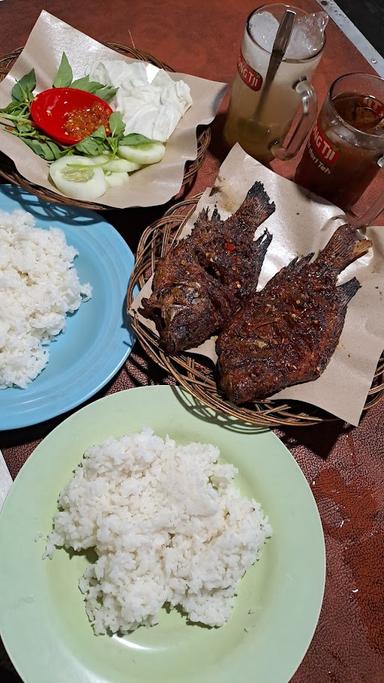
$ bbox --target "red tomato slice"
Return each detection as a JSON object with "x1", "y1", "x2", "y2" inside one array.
[{"x1": 30, "y1": 87, "x2": 113, "y2": 146}]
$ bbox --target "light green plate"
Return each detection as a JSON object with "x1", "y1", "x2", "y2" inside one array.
[{"x1": 0, "y1": 386, "x2": 325, "y2": 683}]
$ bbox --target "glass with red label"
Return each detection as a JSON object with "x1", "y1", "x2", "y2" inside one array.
[
  {"x1": 223, "y1": 4, "x2": 327, "y2": 163},
  {"x1": 295, "y1": 73, "x2": 384, "y2": 225}
]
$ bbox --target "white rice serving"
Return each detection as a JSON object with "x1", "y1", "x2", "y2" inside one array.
[
  {"x1": 46, "y1": 429, "x2": 272, "y2": 634},
  {"x1": 0, "y1": 209, "x2": 91, "y2": 388}
]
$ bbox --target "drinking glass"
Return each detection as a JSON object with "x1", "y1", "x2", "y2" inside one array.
[
  {"x1": 223, "y1": 3, "x2": 326, "y2": 163},
  {"x1": 295, "y1": 72, "x2": 384, "y2": 225}
]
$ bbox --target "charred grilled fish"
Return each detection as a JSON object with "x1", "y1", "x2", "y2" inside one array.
[
  {"x1": 140, "y1": 182, "x2": 275, "y2": 354},
  {"x1": 141, "y1": 239, "x2": 235, "y2": 354},
  {"x1": 191, "y1": 182, "x2": 275, "y2": 299},
  {"x1": 217, "y1": 223, "x2": 371, "y2": 404}
]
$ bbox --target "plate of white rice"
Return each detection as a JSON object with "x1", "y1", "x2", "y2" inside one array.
[
  {"x1": 0, "y1": 184, "x2": 135, "y2": 430},
  {"x1": 0, "y1": 385, "x2": 325, "y2": 683}
]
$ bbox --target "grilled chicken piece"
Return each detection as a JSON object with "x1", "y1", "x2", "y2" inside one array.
[
  {"x1": 217, "y1": 224, "x2": 371, "y2": 404},
  {"x1": 140, "y1": 182, "x2": 275, "y2": 354}
]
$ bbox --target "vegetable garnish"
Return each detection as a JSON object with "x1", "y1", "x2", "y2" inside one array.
[
  {"x1": 49, "y1": 156, "x2": 108, "y2": 201},
  {"x1": 30, "y1": 88, "x2": 113, "y2": 145},
  {"x1": 0, "y1": 52, "x2": 166, "y2": 200},
  {"x1": 0, "y1": 53, "x2": 153, "y2": 162},
  {"x1": 118, "y1": 141, "x2": 166, "y2": 165}
]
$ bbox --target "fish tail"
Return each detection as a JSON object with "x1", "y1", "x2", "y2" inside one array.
[
  {"x1": 316, "y1": 224, "x2": 371, "y2": 273},
  {"x1": 245, "y1": 181, "x2": 276, "y2": 216}
]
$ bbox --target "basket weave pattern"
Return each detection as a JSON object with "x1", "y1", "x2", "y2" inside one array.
[
  {"x1": 127, "y1": 194, "x2": 384, "y2": 427},
  {"x1": 0, "y1": 45, "x2": 211, "y2": 210}
]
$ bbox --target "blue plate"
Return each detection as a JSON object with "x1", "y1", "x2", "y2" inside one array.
[{"x1": 0, "y1": 184, "x2": 135, "y2": 430}]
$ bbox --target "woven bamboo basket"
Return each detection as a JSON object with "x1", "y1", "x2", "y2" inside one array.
[
  {"x1": 0, "y1": 45, "x2": 211, "y2": 211},
  {"x1": 127, "y1": 193, "x2": 384, "y2": 427}
]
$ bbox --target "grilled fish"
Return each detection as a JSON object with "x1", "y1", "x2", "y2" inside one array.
[
  {"x1": 140, "y1": 181, "x2": 275, "y2": 354},
  {"x1": 217, "y1": 223, "x2": 371, "y2": 404},
  {"x1": 141, "y1": 239, "x2": 235, "y2": 353},
  {"x1": 191, "y1": 182, "x2": 275, "y2": 299}
]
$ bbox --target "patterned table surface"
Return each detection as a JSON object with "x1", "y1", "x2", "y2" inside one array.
[{"x1": 0, "y1": 1, "x2": 383, "y2": 681}]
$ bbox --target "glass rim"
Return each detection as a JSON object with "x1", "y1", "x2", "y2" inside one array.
[
  {"x1": 246, "y1": 3, "x2": 326, "y2": 64},
  {"x1": 328, "y1": 72, "x2": 384, "y2": 140}
]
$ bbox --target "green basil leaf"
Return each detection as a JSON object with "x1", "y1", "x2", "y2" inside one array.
[
  {"x1": 46, "y1": 140, "x2": 64, "y2": 160},
  {"x1": 0, "y1": 99, "x2": 26, "y2": 114},
  {"x1": 71, "y1": 77, "x2": 106, "y2": 95},
  {"x1": 11, "y1": 69, "x2": 36, "y2": 103},
  {"x1": 74, "y1": 137, "x2": 104, "y2": 156},
  {"x1": 120, "y1": 133, "x2": 153, "y2": 146},
  {"x1": 23, "y1": 139, "x2": 55, "y2": 160},
  {"x1": 70, "y1": 75, "x2": 90, "y2": 90},
  {"x1": 87, "y1": 81, "x2": 111, "y2": 94},
  {"x1": 90, "y1": 125, "x2": 107, "y2": 140},
  {"x1": 52, "y1": 53, "x2": 73, "y2": 88},
  {"x1": 94, "y1": 85, "x2": 118, "y2": 102},
  {"x1": 106, "y1": 136, "x2": 119, "y2": 156},
  {"x1": 0, "y1": 102, "x2": 14, "y2": 114},
  {"x1": 15, "y1": 120, "x2": 34, "y2": 134},
  {"x1": 109, "y1": 111, "x2": 125, "y2": 138}
]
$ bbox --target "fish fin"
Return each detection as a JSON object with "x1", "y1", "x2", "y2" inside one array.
[
  {"x1": 196, "y1": 206, "x2": 222, "y2": 224},
  {"x1": 197, "y1": 207, "x2": 208, "y2": 221},
  {"x1": 316, "y1": 224, "x2": 371, "y2": 273},
  {"x1": 262, "y1": 252, "x2": 314, "y2": 292},
  {"x1": 253, "y1": 229, "x2": 273, "y2": 277},
  {"x1": 254, "y1": 227, "x2": 273, "y2": 251},
  {"x1": 295, "y1": 252, "x2": 314, "y2": 271},
  {"x1": 284, "y1": 252, "x2": 314, "y2": 273},
  {"x1": 337, "y1": 277, "x2": 361, "y2": 306}
]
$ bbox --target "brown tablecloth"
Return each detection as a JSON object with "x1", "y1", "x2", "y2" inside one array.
[{"x1": 1, "y1": 1, "x2": 383, "y2": 681}]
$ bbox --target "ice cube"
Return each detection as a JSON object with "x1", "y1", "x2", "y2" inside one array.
[
  {"x1": 248, "y1": 11, "x2": 279, "y2": 52},
  {"x1": 249, "y1": 10, "x2": 327, "y2": 61},
  {"x1": 286, "y1": 12, "x2": 328, "y2": 60}
]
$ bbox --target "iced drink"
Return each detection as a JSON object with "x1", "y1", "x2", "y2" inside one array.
[
  {"x1": 295, "y1": 74, "x2": 384, "y2": 213},
  {"x1": 224, "y1": 4, "x2": 326, "y2": 163}
]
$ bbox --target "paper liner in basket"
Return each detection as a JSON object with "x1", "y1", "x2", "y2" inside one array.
[
  {"x1": 0, "y1": 11, "x2": 226, "y2": 208},
  {"x1": 131, "y1": 144, "x2": 384, "y2": 426}
]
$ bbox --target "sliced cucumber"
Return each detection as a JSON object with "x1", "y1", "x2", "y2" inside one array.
[
  {"x1": 103, "y1": 158, "x2": 141, "y2": 173},
  {"x1": 86, "y1": 154, "x2": 111, "y2": 166},
  {"x1": 118, "y1": 142, "x2": 165, "y2": 165},
  {"x1": 105, "y1": 172, "x2": 129, "y2": 188},
  {"x1": 57, "y1": 154, "x2": 110, "y2": 167},
  {"x1": 49, "y1": 156, "x2": 107, "y2": 200}
]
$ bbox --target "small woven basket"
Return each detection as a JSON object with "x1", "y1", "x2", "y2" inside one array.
[
  {"x1": 127, "y1": 194, "x2": 384, "y2": 427},
  {"x1": 0, "y1": 44, "x2": 211, "y2": 211}
]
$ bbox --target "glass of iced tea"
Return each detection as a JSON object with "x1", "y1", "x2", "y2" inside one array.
[
  {"x1": 295, "y1": 73, "x2": 384, "y2": 224},
  {"x1": 223, "y1": 4, "x2": 327, "y2": 163}
]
